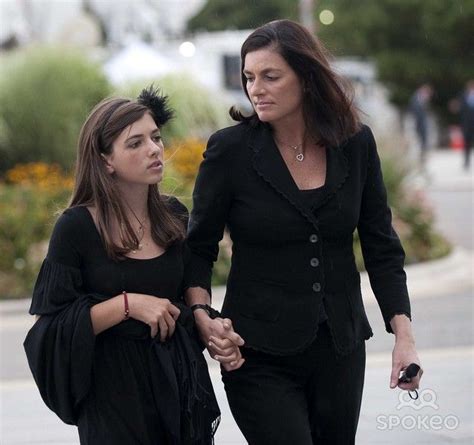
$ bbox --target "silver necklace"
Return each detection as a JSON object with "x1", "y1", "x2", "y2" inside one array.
[
  {"x1": 289, "y1": 143, "x2": 305, "y2": 162},
  {"x1": 276, "y1": 137, "x2": 305, "y2": 162}
]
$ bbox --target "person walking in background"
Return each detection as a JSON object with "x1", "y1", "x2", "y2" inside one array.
[
  {"x1": 24, "y1": 87, "x2": 220, "y2": 444},
  {"x1": 185, "y1": 19, "x2": 422, "y2": 445},
  {"x1": 454, "y1": 80, "x2": 474, "y2": 169},
  {"x1": 409, "y1": 83, "x2": 433, "y2": 167}
]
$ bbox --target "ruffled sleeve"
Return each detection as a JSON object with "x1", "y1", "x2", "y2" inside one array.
[{"x1": 23, "y1": 209, "x2": 96, "y2": 425}]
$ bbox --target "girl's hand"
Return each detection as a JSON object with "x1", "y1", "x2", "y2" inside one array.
[
  {"x1": 128, "y1": 293, "x2": 181, "y2": 341},
  {"x1": 194, "y1": 311, "x2": 245, "y2": 370}
]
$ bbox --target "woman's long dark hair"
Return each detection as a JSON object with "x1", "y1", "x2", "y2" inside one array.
[
  {"x1": 230, "y1": 19, "x2": 361, "y2": 147},
  {"x1": 69, "y1": 89, "x2": 185, "y2": 260}
]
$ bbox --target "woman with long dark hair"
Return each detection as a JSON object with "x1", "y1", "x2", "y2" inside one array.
[
  {"x1": 24, "y1": 87, "x2": 220, "y2": 444},
  {"x1": 186, "y1": 20, "x2": 422, "y2": 444}
]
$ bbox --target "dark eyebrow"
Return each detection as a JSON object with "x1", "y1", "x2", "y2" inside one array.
[
  {"x1": 243, "y1": 68, "x2": 282, "y2": 76},
  {"x1": 125, "y1": 128, "x2": 160, "y2": 143}
]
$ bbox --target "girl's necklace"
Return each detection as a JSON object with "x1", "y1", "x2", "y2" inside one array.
[{"x1": 126, "y1": 206, "x2": 147, "y2": 253}]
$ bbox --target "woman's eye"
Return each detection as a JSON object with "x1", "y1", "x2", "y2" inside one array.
[
  {"x1": 152, "y1": 135, "x2": 162, "y2": 143},
  {"x1": 246, "y1": 77, "x2": 254, "y2": 83},
  {"x1": 128, "y1": 141, "x2": 141, "y2": 149},
  {"x1": 266, "y1": 76, "x2": 277, "y2": 81}
]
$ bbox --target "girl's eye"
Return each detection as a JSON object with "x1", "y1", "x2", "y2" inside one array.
[
  {"x1": 129, "y1": 141, "x2": 141, "y2": 149},
  {"x1": 152, "y1": 135, "x2": 162, "y2": 143},
  {"x1": 266, "y1": 76, "x2": 277, "y2": 81},
  {"x1": 246, "y1": 77, "x2": 254, "y2": 83}
]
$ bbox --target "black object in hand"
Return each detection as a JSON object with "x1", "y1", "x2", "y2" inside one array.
[{"x1": 398, "y1": 363, "x2": 420, "y2": 383}]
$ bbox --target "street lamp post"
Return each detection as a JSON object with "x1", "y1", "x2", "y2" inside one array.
[{"x1": 299, "y1": 0, "x2": 316, "y2": 34}]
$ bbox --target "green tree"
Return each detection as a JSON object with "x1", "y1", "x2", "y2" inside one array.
[
  {"x1": 316, "y1": 0, "x2": 474, "y2": 120},
  {"x1": 0, "y1": 47, "x2": 111, "y2": 173},
  {"x1": 187, "y1": 0, "x2": 297, "y2": 32}
]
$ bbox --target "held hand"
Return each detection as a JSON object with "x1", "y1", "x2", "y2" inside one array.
[
  {"x1": 209, "y1": 335, "x2": 245, "y2": 371},
  {"x1": 128, "y1": 293, "x2": 181, "y2": 341},
  {"x1": 194, "y1": 312, "x2": 245, "y2": 371},
  {"x1": 390, "y1": 338, "x2": 423, "y2": 391}
]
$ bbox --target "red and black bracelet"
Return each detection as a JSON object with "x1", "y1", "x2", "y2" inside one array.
[{"x1": 122, "y1": 291, "x2": 130, "y2": 320}]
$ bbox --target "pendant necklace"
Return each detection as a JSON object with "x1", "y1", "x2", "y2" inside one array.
[
  {"x1": 126, "y1": 205, "x2": 147, "y2": 253},
  {"x1": 289, "y1": 143, "x2": 305, "y2": 162},
  {"x1": 275, "y1": 135, "x2": 306, "y2": 162}
]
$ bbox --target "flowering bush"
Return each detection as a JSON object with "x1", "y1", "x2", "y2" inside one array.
[
  {"x1": 165, "y1": 138, "x2": 205, "y2": 186},
  {"x1": 5, "y1": 162, "x2": 74, "y2": 190},
  {"x1": 0, "y1": 163, "x2": 73, "y2": 298}
]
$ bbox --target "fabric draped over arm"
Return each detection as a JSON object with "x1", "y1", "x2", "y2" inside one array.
[{"x1": 23, "y1": 211, "x2": 96, "y2": 425}]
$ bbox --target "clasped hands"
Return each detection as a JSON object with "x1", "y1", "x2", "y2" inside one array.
[{"x1": 193, "y1": 310, "x2": 245, "y2": 371}]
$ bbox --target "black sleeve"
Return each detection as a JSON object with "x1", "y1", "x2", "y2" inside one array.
[
  {"x1": 164, "y1": 196, "x2": 196, "y2": 295},
  {"x1": 357, "y1": 127, "x2": 411, "y2": 333},
  {"x1": 23, "y1": 209, "x2": 95, "y2": 425},
  {"x1": 186, "y1": 131, "x2": 234, "y2": 296}
]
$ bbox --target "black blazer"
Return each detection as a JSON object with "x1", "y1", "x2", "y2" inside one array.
[{"x1": 187, "y1": 122, "x2": 411, "y2": 355}]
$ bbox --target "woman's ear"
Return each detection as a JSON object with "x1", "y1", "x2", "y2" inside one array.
[{"x1": 101, "y1": 154, "x2": 115, "y2": 175}]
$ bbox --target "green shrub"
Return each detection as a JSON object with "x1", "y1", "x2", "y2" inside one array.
[
  {"x1": 353, "y1": 153, "x2": 451, "y2": 270},
  {"x1": 0, "y1": 46, "x2": 111, "y2": 173}
]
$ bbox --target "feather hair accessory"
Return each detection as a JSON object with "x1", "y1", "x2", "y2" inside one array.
[{"x1": 137, "y1": 85, "x2": 174, "y2": 127}]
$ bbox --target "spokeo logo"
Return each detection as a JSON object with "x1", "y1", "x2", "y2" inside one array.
[
  {"x1": 376, "y1": 388, "x2": 459, "y2": 431},
  {"x1": 396, "y1": 388, "x2": 439, "y2": 410}
]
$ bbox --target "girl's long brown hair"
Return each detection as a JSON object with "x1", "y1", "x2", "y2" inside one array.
[
  {"x1": 230, "y1": 19, "x2": 361, "y2": 147},
  {"x1": 70, "y1": 95, "x2": 185, "y2": 260}
]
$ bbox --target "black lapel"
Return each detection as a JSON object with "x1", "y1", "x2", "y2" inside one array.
[
  {"x1": 249, "y1": 123, "x2": 350, "y2": 219},
  {"x1": 249, "y1": 124, "x2": 318, "y2": 227},
  {"x1": 311, "y1": 142, "x2": 349, "y2": 212}
]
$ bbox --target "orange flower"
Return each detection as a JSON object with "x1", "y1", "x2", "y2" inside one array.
[
  {"x1": 165, "y1": 139, "x2": 206, "y2": 184},
  {"x1": 5, "y1": 162, "x2": 74, "y2": 192}
]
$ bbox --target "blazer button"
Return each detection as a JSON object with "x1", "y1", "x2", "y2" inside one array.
[
  {"x1": 312, "y1": 282, "x2": 321, "y2": 292},
  {"x1": 310, "y1": 258, "x2": 319, "y2": 267},
  {"x1": 309, "y1": 234, "x2": 318, "y2": 243}
]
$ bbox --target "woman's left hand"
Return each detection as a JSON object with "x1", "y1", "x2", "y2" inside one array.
[{"x1": 390, "y1": 338, "x2": 423, "y2": 391}]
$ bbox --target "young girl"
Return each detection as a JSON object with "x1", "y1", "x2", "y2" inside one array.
[{"x1": 24, "y1": 87, "x2": 220, "y2": 444}]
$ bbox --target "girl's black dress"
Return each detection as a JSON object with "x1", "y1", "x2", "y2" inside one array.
[{"x1": 24, "y1": 200, "x2": 220, "y2": 445}]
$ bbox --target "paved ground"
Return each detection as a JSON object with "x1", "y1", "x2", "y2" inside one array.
[{"x1": 0, "y1": 149, "x2": 472, "y2": 444}]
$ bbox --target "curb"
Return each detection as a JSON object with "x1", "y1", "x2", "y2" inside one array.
[
  {"x1": 1, "y1": 248, "x2": 472, "y2": 316},
  {"x1": 361, "y1": 247, "x2": 473, "y2": 305}
]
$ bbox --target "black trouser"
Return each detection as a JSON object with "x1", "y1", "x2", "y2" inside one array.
[{"x1": 221, "y1": 323, "x2": 366, "y2": 445}]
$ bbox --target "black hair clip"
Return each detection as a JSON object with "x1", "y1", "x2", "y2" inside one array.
[{"x1": 137, "y1": 85, "x2": 174, "y2": 127}]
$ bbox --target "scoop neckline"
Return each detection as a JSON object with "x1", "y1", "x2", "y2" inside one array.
[{"x1": 76, "y1": 206, "x2": 171, "y2": 262}]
